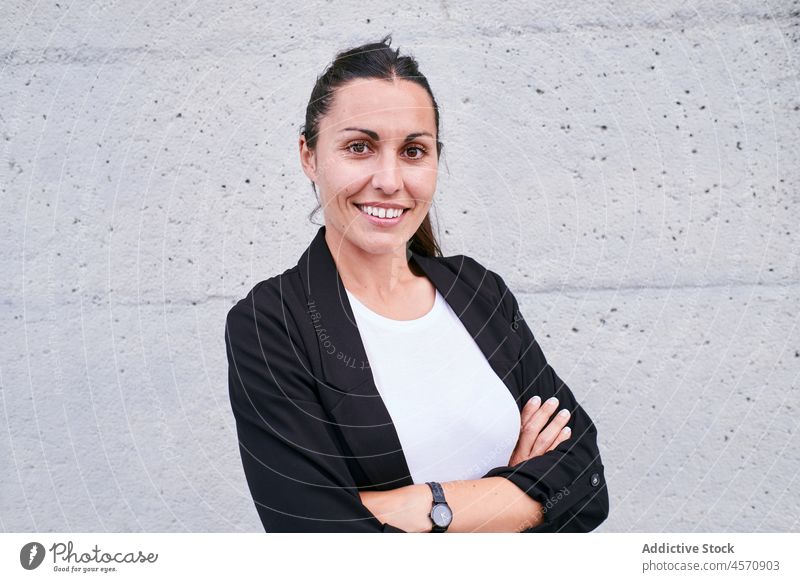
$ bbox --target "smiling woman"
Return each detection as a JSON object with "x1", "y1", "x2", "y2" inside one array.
[{"x1": 225, "y1": 34, "x2": 609, "y2": 533}]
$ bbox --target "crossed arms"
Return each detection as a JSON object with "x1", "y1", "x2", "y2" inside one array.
[{"x1": 225, "y1": 272, "x2": 608, "y2": 532}]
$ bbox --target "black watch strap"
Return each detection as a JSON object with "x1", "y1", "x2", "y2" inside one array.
[{"x1": 427, "y1": 481, "x2": 446, "y2": 504}]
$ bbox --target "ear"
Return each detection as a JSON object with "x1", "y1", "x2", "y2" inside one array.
[{"x1": 299, "y1": 134, "x2": 317, "y2": 183}]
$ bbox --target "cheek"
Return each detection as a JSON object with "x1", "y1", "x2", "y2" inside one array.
[
  {"x1": 406, "y1": 165, "x2": 438, "y2": 195},
  {"x1": 329, "y1": 165, "x2": 372, "y2": 197},
  {"x1": 315, "y1": 163, "x2": 340, "y2": 191}
]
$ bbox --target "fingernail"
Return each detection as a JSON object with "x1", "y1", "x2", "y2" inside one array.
[
  {"x1": 559, "y1": 409, "x2": 570, "y2": 417},
  {"x1": 547, "y1": 397, "x2": 559, "y2": 406},
  {"x1": 562, "y1": 426, "x2": 571, "y2": 433},
  {"x1": 528, "y1": 396, "x2": 541, "y2": 406}
]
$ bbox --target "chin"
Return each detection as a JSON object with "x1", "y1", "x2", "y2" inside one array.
[{"x1": 353, "y1": 233, "x2": 408, "y2": 256}]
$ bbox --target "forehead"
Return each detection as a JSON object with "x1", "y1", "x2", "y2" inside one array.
[{"x1": 320, "y1": 78, "x2": 436, "y2": 135}]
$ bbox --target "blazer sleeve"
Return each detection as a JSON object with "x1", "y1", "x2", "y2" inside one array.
[
  {"x1": 225, "y1": 280, "x2": 405, "y2": 533},
  {"x1": 480, "y1": 270, "x2": 610, "y2": 532}
]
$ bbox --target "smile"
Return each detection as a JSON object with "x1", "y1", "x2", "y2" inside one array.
[{"x1": 355, "y1": 203, "x2": 409, "y2": 226}]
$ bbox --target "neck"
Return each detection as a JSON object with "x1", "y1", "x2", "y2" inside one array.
[{"x1": 324, "y1": 227, "x2": 415, "y2": 298}]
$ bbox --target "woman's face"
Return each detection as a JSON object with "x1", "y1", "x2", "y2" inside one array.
[{"x1": 299, "y1": 78, "x2": 439, "y2": 256}]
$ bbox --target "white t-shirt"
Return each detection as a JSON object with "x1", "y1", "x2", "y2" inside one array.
[{"x1": 344, "y1": 286, "x2": 521, "y2": 484}]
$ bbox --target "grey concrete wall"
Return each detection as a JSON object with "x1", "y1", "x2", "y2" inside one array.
[{"x1": 1, "y1": 0, "x2": 798, "y2": 532}]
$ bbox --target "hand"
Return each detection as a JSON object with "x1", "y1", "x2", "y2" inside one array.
[
  {"x1": 359, "y1": 484, "x2": 434, "y2": 533},
  {"x1": 508, "y1": 396, "x2": 571, "y2": 466}
]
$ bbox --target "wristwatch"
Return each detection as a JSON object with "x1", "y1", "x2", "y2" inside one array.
[{"x1": 425, "y1": 481, "x2": 453, "y2": 532}]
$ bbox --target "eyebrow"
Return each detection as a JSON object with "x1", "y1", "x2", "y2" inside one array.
[{"x1": 340, "y1": 127, "x2": 434, "y2": 142}]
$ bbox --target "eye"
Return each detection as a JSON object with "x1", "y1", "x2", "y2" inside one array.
[
  {"x1": 404, "y1": 144, "x2": 427, "y2": 160},
  {"x1": 346, "y1": 140, "x2": 372, "y2": 154}
]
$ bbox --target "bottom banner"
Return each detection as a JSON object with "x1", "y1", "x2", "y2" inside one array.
[{"x1": 1, "y1": 533, "x2": 797, "y2": 581}]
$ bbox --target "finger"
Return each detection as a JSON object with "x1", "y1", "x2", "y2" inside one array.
[
  {"x1": 509, "y1": 400, "x2": 539, "y2": 465},
  {"x1": 508, "y1": 398, "x2": 543, "y2": 465},
  {"x1": 508, "y1": 443, "x2": 527, "y2": 466},
  {"x1": 518, "y1": 397, "x2": 560, "y2": 459},
  {"x1": 531, "y1": 408, "x2": 571, "y2": 457},
  {"x1": 546, "y1": 425, "x2": 572, "y2": 452},
  {"x1": 520, "y1": 395, "x2": 541, "y2": 427},
  {"x1": 532, "y1": 408, "x2": 571, "y2": 456}
]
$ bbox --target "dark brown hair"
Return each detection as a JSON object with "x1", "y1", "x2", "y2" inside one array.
[{"x1": 300, "y1": 34, "x2": 443, "y2": 266}]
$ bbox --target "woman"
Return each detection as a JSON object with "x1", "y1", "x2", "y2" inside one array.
[{"x1": 225, "y1": 35, "x2": 608, "y2": 533}]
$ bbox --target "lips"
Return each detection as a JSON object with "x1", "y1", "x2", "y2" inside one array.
[{"x1": 354, "y1": 203, "x2": 409, "y2": 226}]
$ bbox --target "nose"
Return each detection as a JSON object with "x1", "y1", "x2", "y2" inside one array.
[{"x1": 370, "y1": 150, "x2": 403, "y2": 195}]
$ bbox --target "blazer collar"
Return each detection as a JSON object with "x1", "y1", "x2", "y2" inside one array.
[{"x1": 296, "y1": 225, "x2": 520, "y2": 490}]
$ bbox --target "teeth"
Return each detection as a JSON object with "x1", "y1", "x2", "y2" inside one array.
[{"x1": 358, "y1": 205, "x2": 404, "y2": 219}]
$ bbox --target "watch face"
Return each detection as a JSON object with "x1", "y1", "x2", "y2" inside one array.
[{"x1": 431, "y1": 504, "x2": 453, "y2": 527}]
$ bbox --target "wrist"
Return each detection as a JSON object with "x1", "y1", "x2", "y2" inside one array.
[{"x1": 410, "y1": 483, "x2": 435, "y2": 533}]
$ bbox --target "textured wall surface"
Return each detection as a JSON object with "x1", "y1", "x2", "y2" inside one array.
[{"x1": 1, "y1": 0, "x2": 798, "y2": 532}]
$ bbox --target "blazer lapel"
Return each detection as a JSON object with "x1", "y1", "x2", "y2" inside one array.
[{"x1": 296, "y1": 225, "x2": 523, "y2": 490}]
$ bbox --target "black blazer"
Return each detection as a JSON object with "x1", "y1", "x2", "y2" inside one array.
[{"x1": 225, "y1": 225, "x2": 609, "y2": 532}]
